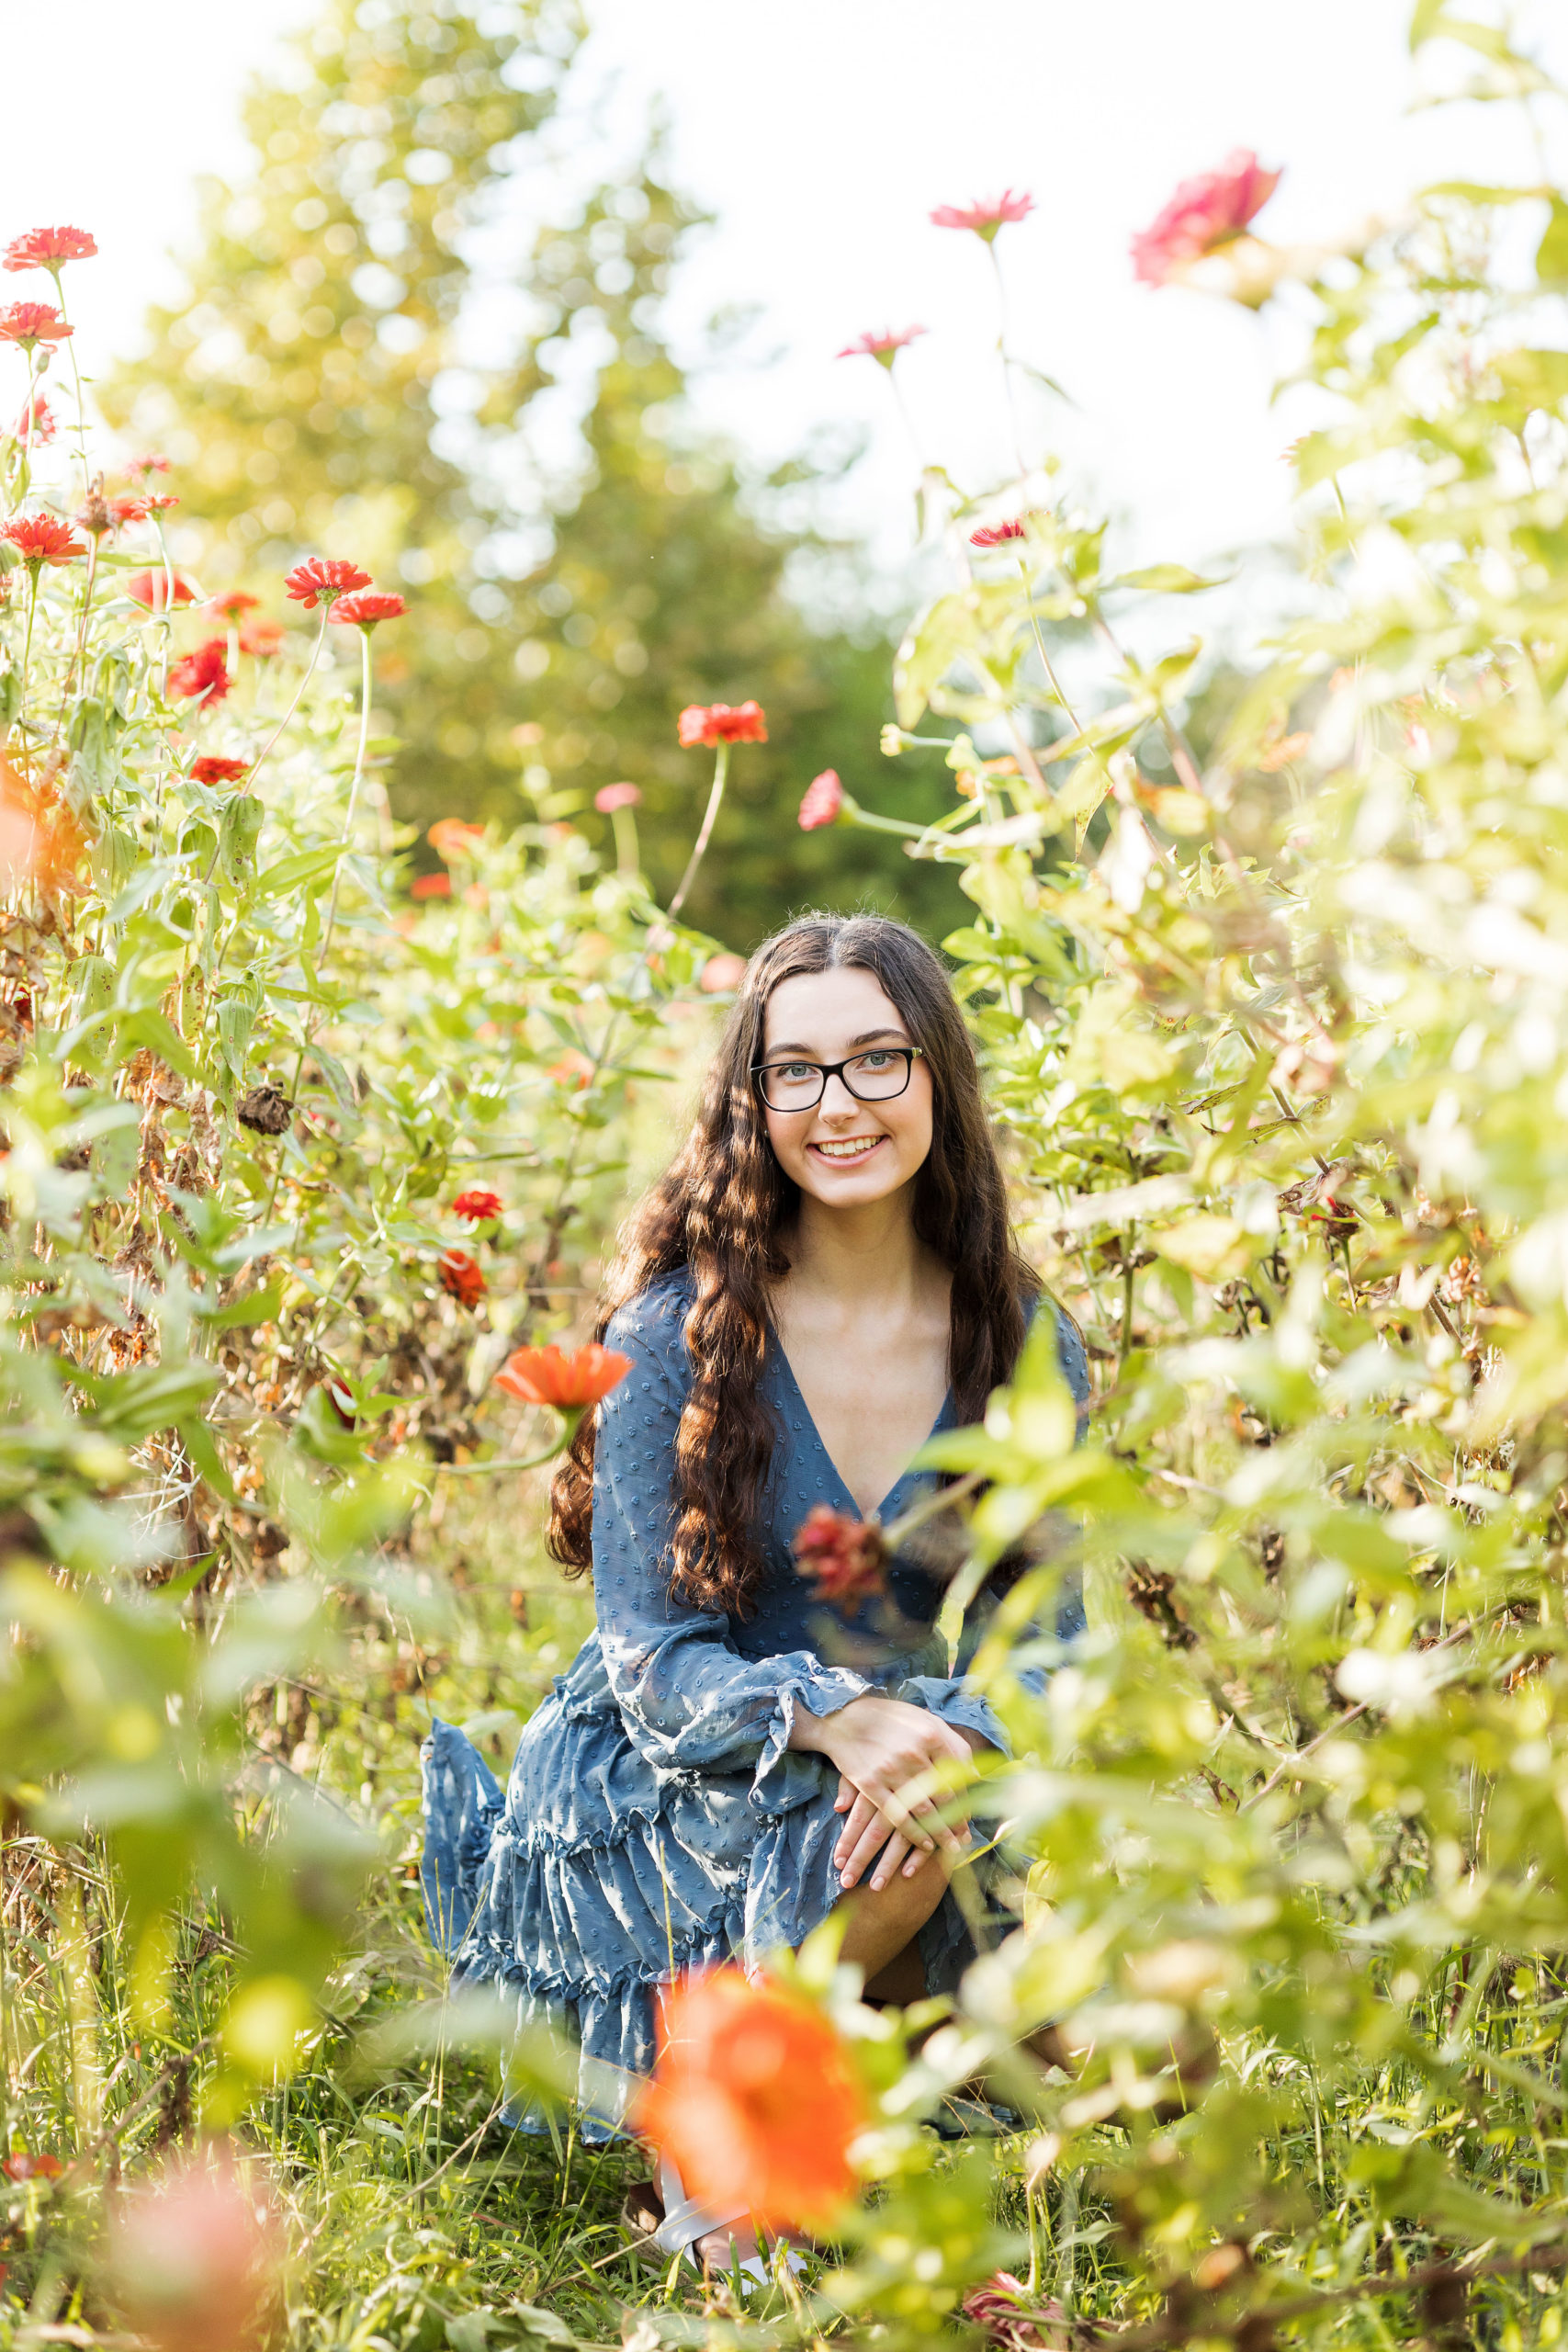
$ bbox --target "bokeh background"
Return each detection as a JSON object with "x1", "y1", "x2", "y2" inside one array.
[{"x1": 6, "y1": 0, "x2": 1560, "y2": 945}]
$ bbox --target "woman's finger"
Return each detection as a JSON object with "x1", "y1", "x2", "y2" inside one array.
[
  {"x1": 867, "y1": 1831, "x2": 913, "y2": 1892},
  {"x1": 833, "y1": 1791, "x2": 881, "y2": 1872},
  {"x1": 834, "y1": 1773, "x2": 856, "y2": 1816},
  {"x1": 840, "y1": 1808, "x2": 903, "y2": 1888}
]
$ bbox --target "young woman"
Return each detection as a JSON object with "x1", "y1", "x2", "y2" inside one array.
[{"x1": 421, "y1": 913, "x2": 1088, "y2": 2270}]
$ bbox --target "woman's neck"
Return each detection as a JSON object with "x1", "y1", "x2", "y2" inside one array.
[{"x1": 777, "y1": 1186, "x2": 940, "y2": 1315}]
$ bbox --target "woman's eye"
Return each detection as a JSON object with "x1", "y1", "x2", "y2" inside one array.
[
  {"x1": 859, "y1": 1052, "x2": 895, "y2": 1070},
  {"x1": 777, "y1": 1062, "x2": 814, "y2": 1081}
]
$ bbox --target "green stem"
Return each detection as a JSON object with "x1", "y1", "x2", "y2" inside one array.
[
  {"x1": 200, "y1": 605, "x2": 331, "y2": 888},
  {"x1": 428, "y1": 1424, "x2": 572, "y2": 1479},
  {"x1": 48, "y1": 267, "x2": 91, "y2": 497},
  {"x1": 17, "y1": 567, "x2": 39, "y2": 726},
  {"x1": 667, "y1": 737, "x2": 729, "y2": 922}
]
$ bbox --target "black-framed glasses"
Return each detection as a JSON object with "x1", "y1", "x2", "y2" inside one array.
[{"x1": 751, "y1": 1046, "x2": 923, "y2": 1113}]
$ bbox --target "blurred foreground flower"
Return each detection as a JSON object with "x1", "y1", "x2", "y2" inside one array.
[
  {"x1": 963, "y1": 2274, "x2": 1068, "y2": 2350},
  {"x1": 4, "y1": 226, "x2": 96, "y2": 273},
  {"x1": 1131, "y1": 149, "x2": 1280, "y2": 286},
  {"x1": 0, "y1": 761, "x2": 88, "y2": 894},
  {"x1": 167, "y1": 639, "x2": 231, "y2": 705},
  {"x1": 838, "y1": 325, "x2": 927, "y2": 368},
  {"x1": 1, "y1": 2152, "x2": 65, "y2": 2183},
  {"x1": 0, "y1": 302, "x2": 73, "y2": 351},
  {"x1": 636, "y1": 1967, "x2": 865, "y2": 2227},
  {"x1": 128, "y1": 569, "x2": 196, "y2": 610},
  {"x1": 931, "y1": 190, "x2": 1034, "y2": 239},
  {"x1": 428, "y1": 818, "x2": 485, "y2": 860},
  {"x1": 677, "y1": 699, "x2": 767, "y2": 748},
  {"x1": 284, "y1": 556, "x2": 371, "y2": 609},
  {"x1": 595, "y1": 780, "x2": 642, "y2": 812},
  {"x1": 106, "y1": 2143, "x2": 280, "y2": 2352},
  {"x1": 793, "y1": 1503, "x2": 888, "y2": 1604},
  {"x1": 452, "y1": 1187, "x2": 502, "y2": 1222},
  {"x1": 797, "y1": 768, "x2": 844, "y2": 831},
  {"x1": 410, "y1": 872, "x2": 451, "y2": 899},
  {"x1": 700, "y1": 951, "x2": 747, "y2": 992},
  {"x1": 437, "y1": 1247, "x2": 486, "y2": 1306},
  {"x1": 205, "y1": 590, "x2": 258, "y2": 626},
  {"x1": 971, "y1": 518, "x2": 1027, "y2": 547},
  {"x1": 494, "y1": 1341, "x2": 631, "y2": 1410},
  {"x1": 190, "y1": 756, "x2": 250, "y2": 786},
  {"x1": 15, "y1": 394, "x2": 55, "y2": 444}
]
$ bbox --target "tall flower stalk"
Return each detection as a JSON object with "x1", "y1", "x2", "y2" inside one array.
[{"x1": 668, "y1": 700, "x2": 767, "y2": 921}]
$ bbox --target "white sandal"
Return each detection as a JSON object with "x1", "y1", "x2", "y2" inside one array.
[{"x1": 624, "y1": 2154, "x2": 808, "y2": 2292}]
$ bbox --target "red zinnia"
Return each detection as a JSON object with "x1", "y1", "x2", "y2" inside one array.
[
  {"x1": 3, "y1": 226, "x2": 96, "y2": 273},
  {"x1": 1131, "y1": 150, "x2": 1281, "y2": 287},
  {"x1": 167, "y1": 639, "x2": 231, "y2": 705},
  {"x1": 438, "y1": 1247, "x2": 487, "y2": 1306},
  {"x1": 793, "y1": 1504, "x2": 889, "y2": 1604},
  {"x1": 677, "y1": 700, "x2": 767, "y2": 749},
  {"x1": 107, "y1": 492, "x2": 152, "y2": 528},
  {"x1": 428, "y1": 818, "x2": 484, "y2": 861},
  {"x1": 635, "y1": 1968, "x2": 866, "y2": 2228},
  {"x1": 452, "y1": 1187, "x2": 503, "y2": 1222},
  {"x1": 284, "y1": 556, "x2": 372, "y2": 609},
  {"x1": 0, "y1": 302, "x2": 73, "y2": 349},
  {"x1": 204, "y1": 590, "x2": 258, "y2": 625},
  {"x1": 410, "y1": 872, "x2": 452, "y2": 899},
  {"x1": 1, "y1": 511, "x2": 85, "y2": 568},
  {"x1": 330, "y1": 590, "x2": 406, "y2": 629},
  {"x1": 493, "y1": 1342, "x2": 633, "y2": 1411},
  {"x1": 930, "y1": 189, "x2": 1035, "y2": 240},
  {"x1": 16, "y1": 394, "x2": 55, "y2": 445},
  {"x1": 189, "y1": 756, "x2": 250, "y2": 785},
  {"x1": 971, "y1": 518, "x2": 1027, "y2": 547},
  {"x1": 837, "y1": 325, "x2": 927, "y2": 368},
  {"x1": 594, "y1": 781, "x2": 641, "y2": 812},
  {"x1": 797, "y1": 768, "x2": 845, "y2": 832},
  {"x1": 239, "y1": 616, "x2": 284, "y2": 656},
  {"x1": 127, "y1": 569, "x2": 196, "y2": 611},
  {"x1": 1, "y1": 2152, "x2": 66, "y2": 2183}
]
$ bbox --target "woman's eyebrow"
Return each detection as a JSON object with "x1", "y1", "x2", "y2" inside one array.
[{"x1": 761, "y1": 1027, "x2": 910, "y2": 1056}]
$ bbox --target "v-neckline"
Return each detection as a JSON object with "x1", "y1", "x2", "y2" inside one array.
[{"x1": 768, "y1": 1325, "x2": 953, "y2": 1523}]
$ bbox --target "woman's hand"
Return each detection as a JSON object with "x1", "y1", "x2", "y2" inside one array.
[{"x1": 791, "y1": 1693, "x2": 987, "y2": 1893}]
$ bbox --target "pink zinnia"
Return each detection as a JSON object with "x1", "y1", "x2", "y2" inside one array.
[
  {"x1": 285, "y1": 556, "x2": 372, "y2": 609},
  {"x1": 330, "y1": 590, "x2": 406, "y2": 628},
  {"x1": 970, "y1": 518, "x2": 1027, "y2": 547},
  {"x1": 677, "y1": 700, "x2": 768, "y2": 749},
  {"x1": 837, "y1": 325, "x2": 927, "y2": 368},
  {"x1": 930, "y1": 190, "x2": 1034, "y2": 241},
  {"x1": 0, "y1": 301, "x2": 72, "y2": 350},
  {"x1": 1131, "y1": 150, "x2": 1281, "y2": 287},
  {"x1": 797, "y1": 769, "x2": 844, "y2": 831},
  {"x1": 595, "y1": 781, "x2": 642, "y2": 812},
  {"x1": 16, "y1": 394, "x2": 55, "y2": 445},
  {"x1": 1, "y1": 511, "x2": 85, "y2": 568},
  {"x1": 3, "y1": 226, "x2": 96, "y2": 273},
  {"x1": 167, "y1": 639, "x2": 231, "y2": 705}
]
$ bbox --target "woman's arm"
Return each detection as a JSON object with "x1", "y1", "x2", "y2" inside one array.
[{"x1": 593, "y1": 1308, "x2": 872, "y2": 1788}]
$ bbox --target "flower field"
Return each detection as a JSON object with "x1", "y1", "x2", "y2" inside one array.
[{"x1": 9, "y1": 4, "x2": 1568, "y2": 2348}]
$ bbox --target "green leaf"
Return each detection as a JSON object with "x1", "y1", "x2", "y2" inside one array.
[
  {"x1": 219, "y1": 792, "x2": 265, "y2": 883},
  {"x1": 1109, "y1": 564, "x2": 1230, "y2": 595},
  {"x1": 1538, "y1": 195, "x2": 1568, "y2": 288}
]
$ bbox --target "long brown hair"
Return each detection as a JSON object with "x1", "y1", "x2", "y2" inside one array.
[{"x1": 548, "y1": 913, "x2": 1039, "y2": 1614}]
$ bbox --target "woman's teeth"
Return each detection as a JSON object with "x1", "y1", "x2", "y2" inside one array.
[{"x1": 814, "y1": 1136, "x2": 883, "y2": 1159}]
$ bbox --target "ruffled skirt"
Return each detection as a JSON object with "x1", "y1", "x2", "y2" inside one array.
[{"x1": 419, "y1": 1633, "x2": 997, "y2": 2140}]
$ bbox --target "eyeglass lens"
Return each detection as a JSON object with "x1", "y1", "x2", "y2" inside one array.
[{"x1": 759, "y1": 1049, "x2": 912, "y2": 1110}]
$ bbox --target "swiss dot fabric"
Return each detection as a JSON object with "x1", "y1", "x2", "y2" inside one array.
[{"x1": 421, "y1": 1268, "x2": 1089, "y2": 2139}]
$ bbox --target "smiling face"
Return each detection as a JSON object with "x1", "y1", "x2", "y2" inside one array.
[{"x1": 758, "y1": 965, "x2": 934, "y2": 1209}]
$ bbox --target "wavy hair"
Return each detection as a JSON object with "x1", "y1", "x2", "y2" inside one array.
[{"x1": 548, "y1": 913, "x2": 1040, "y2": 1614}]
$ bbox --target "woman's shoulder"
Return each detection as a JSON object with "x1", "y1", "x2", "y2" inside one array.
[{"x1": 604, "y1": 1266, "x2": 696, "y2": 1367}]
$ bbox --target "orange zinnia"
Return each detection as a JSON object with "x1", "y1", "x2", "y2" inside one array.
[
  {"x1": 635, "y1": 1968, "x2": 866, "y2": 2228},
  {"x1": 428, "y1": 818, "x2": 485, "y2": 861},
  {"x1": 493, "y1": 1342, "x2": 632, "y2": 1410}
]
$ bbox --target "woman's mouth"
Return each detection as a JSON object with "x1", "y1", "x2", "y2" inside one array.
[{"x1": 808, "y1": 1135, "x2": 886, "y2": 1166}]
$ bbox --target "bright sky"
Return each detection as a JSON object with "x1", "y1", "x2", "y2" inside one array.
[{"x1": 6, "y1": 0, "x2": 1565, "y2": 586}]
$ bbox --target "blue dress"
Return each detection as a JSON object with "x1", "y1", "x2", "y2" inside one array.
[{"x1": 420, "y1": 1270, "x2": 1089, "y2": 2140}]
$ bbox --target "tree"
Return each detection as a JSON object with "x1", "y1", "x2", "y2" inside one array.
[{"x1": 102, "y1": 0, "x2": 964, "y2": 949}]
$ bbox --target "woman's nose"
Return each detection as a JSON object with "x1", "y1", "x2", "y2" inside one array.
[{"x1": 818, "y1": 1069, "x2": 859, "y2": 1117}]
